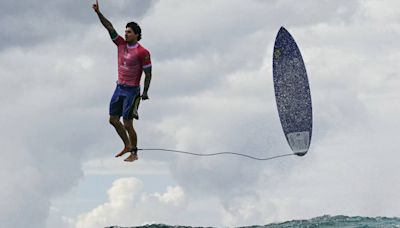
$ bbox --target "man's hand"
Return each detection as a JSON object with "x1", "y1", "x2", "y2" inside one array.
[
  {"x1": 92, "y1": 0, "x2": 100, "y2": 13},
  {"x1": 92, "y1": 0, "x2": 116, "y2": 37},
  {"x1": 142, "y1": 92, "x2": 149, "y2": 100}
]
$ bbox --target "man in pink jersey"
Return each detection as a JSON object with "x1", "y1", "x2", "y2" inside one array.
[{"x1": 93, "y1": 0, "x2": 152, "y2": 162}]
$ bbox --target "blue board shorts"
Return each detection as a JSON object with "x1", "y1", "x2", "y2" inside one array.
[{"x1": 109, "y1": 84, "x2": 141, "y2": 120}]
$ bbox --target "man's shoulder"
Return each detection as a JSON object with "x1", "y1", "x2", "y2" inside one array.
[
  {"x1": 113, "y1": 35, "x2": 126, "y2": 45},
  {"x1": 138, "y1": 43, "x2": 150, "y2": 53}
]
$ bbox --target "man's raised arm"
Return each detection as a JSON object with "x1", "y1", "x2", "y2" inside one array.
[{"x1": 92, "y1": 0, "x2": 118, "y2": 39}]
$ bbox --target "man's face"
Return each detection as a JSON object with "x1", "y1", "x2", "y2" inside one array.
[{"x1": 125, "y1": 27, "x2": 138, "y2": 43}]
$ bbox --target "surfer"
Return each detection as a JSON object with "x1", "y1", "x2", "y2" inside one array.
[{"x1": 92, "y1": 0, "x2": 152, "y2": 162}]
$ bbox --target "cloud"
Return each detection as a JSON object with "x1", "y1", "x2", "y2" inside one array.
[
  {"x1": 144, "y1": 0, "x2": 360, "y2": 60},
  {"x1": 136, "y1": 0, "x2": 400, "y2": 225},
  {"x1": 1, "y1": 0, "x2": 400, "y2": 227},
  {"x1": 74, "y1": 177, "x2": 186, "y2": 228},
  {"x1": 0, "y1": 0, "x2": 156, "y2": 50},
  {"x1": 0, "y1": 129, "x2": 84, "y2": 227},
  {"x1": 0, "y1": 20, "x2": 112, "y2": 228}
]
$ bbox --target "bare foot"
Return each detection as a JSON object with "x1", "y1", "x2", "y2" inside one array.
[
  {"x1": 124, "y1": 152, "x2": 138, "y2": 162},
  {"x1": 115, "y1": 147, "x2": 132, "y2": 157}
]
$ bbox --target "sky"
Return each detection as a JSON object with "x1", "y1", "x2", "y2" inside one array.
[{"x1": 1, "y1": 0, "x2": 400, "y2": 227}]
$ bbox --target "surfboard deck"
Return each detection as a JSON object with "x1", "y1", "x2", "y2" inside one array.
[{"x1": 272, "y1": 27, "x2": 312, "y2": 156}]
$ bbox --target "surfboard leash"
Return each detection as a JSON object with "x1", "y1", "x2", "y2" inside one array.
[{"x1": 137, "y1": 148, "x2": 294, "y2": 161}]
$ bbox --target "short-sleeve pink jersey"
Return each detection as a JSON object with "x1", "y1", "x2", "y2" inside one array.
[{"x1": 112, "y1": 35, "x2": 152, "y2": 86}]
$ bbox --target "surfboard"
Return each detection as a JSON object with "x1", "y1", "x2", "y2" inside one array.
[{"x1": 272, "y1": 27, "x2": 312, "y2": 156}]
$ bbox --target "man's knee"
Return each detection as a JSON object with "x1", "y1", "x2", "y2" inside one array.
[
  {"x1": 123, "y1": 119, "x2": 134, "y2": 130},
  {"x1": 109, "y1": 116, "x2": 120, "y2": 126}
]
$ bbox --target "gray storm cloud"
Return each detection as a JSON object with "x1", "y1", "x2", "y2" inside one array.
[{"x1": 0, "y1": 0, "x2": 157, "y2": 50}]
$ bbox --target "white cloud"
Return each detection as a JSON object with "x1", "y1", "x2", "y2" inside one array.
[{"x1": 74, "y1": 178, "x2": 186, "y2": 228}]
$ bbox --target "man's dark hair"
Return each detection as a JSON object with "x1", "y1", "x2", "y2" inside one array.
[{"x1": 126, "y1": 22, "x2": 142, "y2": 41}]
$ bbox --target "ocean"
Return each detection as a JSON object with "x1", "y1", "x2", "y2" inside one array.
[{"x1": 106, "y1": 215, "x2": 400, "y2": 228}]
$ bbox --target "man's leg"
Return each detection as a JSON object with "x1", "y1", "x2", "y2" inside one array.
[
  {"x1": 123, "y1": 119, "x2": 138, "y2": 162},
  {"x1": 109, "y1": 115, "x2": 132, "y2": 157}
]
